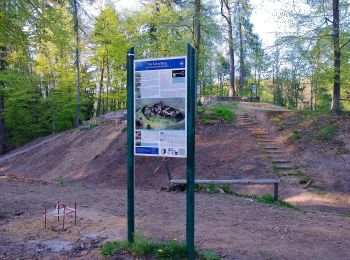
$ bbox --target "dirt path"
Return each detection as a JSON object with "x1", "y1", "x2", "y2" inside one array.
[{"x1": 1, "y1": 177, "x2": 350, "y2": 260}]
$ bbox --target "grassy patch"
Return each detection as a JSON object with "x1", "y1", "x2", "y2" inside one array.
[
  {"x1": 195, "y1": 184, "x2": 233, "y2": 194},
  {"x1": 195, "y1": 183, "x2": 233, "y2": 194},
  {"x1": 230, "y1": 191, "x2": 297, "y2": 210},
  {"x1": 58, "y1": 178, "x2": 65, "y2": 186},
  {"x1": 291, "y1": 129, "x2": 301, "y2": 140},
  {"x1": 268, "y1": 111, "x2": 346, "y2": 153},
  {"x1": 257, "y1": 194, "x2": 297, "y2": 209},
  {"x1": 193, "y1": 184, "x2": 297, "y2": 210},
  {"x1": 317, "y1": 125, "x2": 337, "y2": 141},
  {"x1": 288, "y1": 168, "x2": 305, "y2": 177},
  {"x1": 202, "y1": 250, "x2": 221, "y2": 260},
  {"x1": 199, "y1": 103, "x2": 236, "y2": 124},
  {"x1": 272, "y1": 163, "x2": 283, "y2": 176},
  {"x1": 100, "y1": 234, "x2": 221, "y2": 259},
  {"x1": 299, "y1": 109, "x2": 318, "y2": 116},
  {"x1": 219, "y1": 184, "x2": 232, "y2": 194}
]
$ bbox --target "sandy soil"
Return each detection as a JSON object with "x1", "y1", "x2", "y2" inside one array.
[
  {"x1": 0, "y1": 110, "x2": 274, "y2": 192},
  {"x1": 1, "y1": 177, "x2": 350, "y2": 260},
  {"x1": 0, "y1": 102, "x2": 350, "y2": 259}
]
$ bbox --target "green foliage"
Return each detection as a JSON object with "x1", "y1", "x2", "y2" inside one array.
[
  {"x1": 155, "y1": 240, "x2": 187, "y2": 259},
  {"x1": 291, "y1": 129, "x2": 301, "y2": 140},
  {"x1": 257, "y1": 194, "x2": 297, "y2": 210},
  {"x1": 272, "y1": 163, "x2": 282, "y2": 175},
  {"x1": 0, "y1": 2, "x2": 96, "y2": 150},
  {"x1": 207, "y1": 183, "x2": 217, "y2": 193},
  {"x1": 100, "y1": 240, "x2": 129, "y2": 256},
  {"x1": 100, "y1": 234, "x2": 218, "y2": 259},
  {"x1": 219, "y1": 184, "x2": 232, "y2": 194},
  {"x1": 130, "y1": 234, "x2": 159, "y2": 257},
  {"x1": 318, "y1": 125, "x2": 337, "y2": 141},
  {"x1": 199, "y1": 103, "x2": 236, "y2": 124},
  {"x1": 201, "y1": 250, "x2": 221, "y2": 260},
  {"x1": 58, "y1": 178, "x2": 65, "y2": 187},
  {"x1": 195, "y1": 183, "x2": 232, "y2": 194},
  {"x1": 300, "y1": 109, "x2": 316, "y2": 116}
]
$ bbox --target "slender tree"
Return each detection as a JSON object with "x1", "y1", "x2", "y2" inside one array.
[
  {"x1": 71, "y1": 0, "x2": 82, "y2": 126},
  {"x1": 220, "y1": 0, "x2": 236, "y2": 97},
  {"x1": 331, "y1": 0, "x2": 340, "y2": 114},
  {"x1": 194, "y1": 0, "x2": 201, "y2": 92}
]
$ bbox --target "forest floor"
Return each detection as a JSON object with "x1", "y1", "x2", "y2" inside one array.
[{"x1": 0, "y1": 102, "x2": 349, "y2": 259}]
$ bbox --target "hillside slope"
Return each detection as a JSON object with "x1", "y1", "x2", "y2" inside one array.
[{"x1": 0, "y1": 111, "x2": 273, "y2": 189}]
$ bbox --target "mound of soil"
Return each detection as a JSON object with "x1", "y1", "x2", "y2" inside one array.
[{"x1": 0, "y1": 114, "x2": 273, "y2": 190}]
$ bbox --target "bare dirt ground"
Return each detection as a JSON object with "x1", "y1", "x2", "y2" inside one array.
[
  {"x1": 1, "y1": 177, "x2": 350, "y2": 260},
  {"x1": 0, "y1": 102, "x2": 350, "y2": 259}
]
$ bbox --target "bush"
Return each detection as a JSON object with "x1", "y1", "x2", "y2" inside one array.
[
  {"x1": 100, "y1": 234, "x2": 222, "y2": 259},
  {"x1": 318, "y1": 125, "x2": 337, "y2": 141},
  {"x1": 199, "y1": 103, "x2": 236, "y2": 124}
]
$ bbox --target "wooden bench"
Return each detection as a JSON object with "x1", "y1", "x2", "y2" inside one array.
[{"x1": 170, "y1": 179, "x2": 280, "y2": 200}]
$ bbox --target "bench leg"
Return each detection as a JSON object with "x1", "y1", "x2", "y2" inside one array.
[{"x1": 274, "y1": 183, "x2": 278, "y2": 201}]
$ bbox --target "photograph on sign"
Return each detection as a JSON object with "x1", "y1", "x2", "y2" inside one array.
[
  {"x1": 135, "y1": 98, "x2": 185, "y2": 130},
  {"x1": 134, "y1": 57, "x2": 187, "y2": 158}
]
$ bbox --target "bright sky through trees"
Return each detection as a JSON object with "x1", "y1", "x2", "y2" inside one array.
[{"x1": 86, "y1": 0, "x2": 288, "y2": 47}]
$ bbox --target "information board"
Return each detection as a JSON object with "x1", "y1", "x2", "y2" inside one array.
[
  {"x1": 134, "y1": 57, "x2": 187, "y2": 158},
  {"x1": 252, "y1": 84, "x2": 257, "y2": 94}
]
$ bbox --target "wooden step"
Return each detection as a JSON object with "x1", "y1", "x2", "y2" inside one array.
[
  {"x1": 264, "y1": 146, "x2": 279, "y2": 150},
  {"x1": 265, "y1": 150, "x2": 285, "y2": 154},
  {"x1": 271, "y1": 159, "x2": 291, "y2": 163},
  {"x1": 258, "y1": 141, "x2": 276, "y2": 144},
  {"x1": 274, "y1": 164, "x2": 294, "y2": 170}
]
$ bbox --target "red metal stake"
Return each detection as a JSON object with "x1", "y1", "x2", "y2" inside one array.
[
  {"x1": 63, "y1": 206, "x2": 65, "y2": 230},
  {"x1": 44, "y1": 205, "x2": 47, "y2": 228}
]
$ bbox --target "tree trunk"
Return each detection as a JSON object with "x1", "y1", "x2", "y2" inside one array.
[
  {"x1": 106, "y1": 54, "x2": 110, "y2": 114},
  {"x1": 272, "y1": 66, "x2": 275, "y2": 104},
  {"x1": 220, "y1": 0, "x2": 236, "y2": 97},
  {"x1": 238, "y1": 3, "x2": 244, "y2": 96},
  {"x1": 194, "y1": 0, "x2": 201, "y2": 97},
  {"x1": 72, "y1": 0, "x2": 82, "y2": 127},
  {"x1": 311, "y1": 75, "x2": 314, "y2": 111},
  {"x1": 331, "y1": 0, "x2": 340, "y2": 115},
  {"x1": 96, "y1": 63, "x2": 105, "y2": 117},
  {"x1": 0, "y1": 46, "x2": 6, "y2": 155}
]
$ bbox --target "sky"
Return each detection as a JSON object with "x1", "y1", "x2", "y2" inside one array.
[{"x1": 85, "y1": 0, "x2": 290, "y2": 48}]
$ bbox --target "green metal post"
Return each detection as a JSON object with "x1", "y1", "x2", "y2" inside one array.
[
  {"x1": 186, "y1": 44, "x2": 196, "y2": 260},
  {"x1": 127, "y1": 47, "x2": 135, "y2": 243}
]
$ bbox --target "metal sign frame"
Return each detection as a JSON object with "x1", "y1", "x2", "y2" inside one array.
[
  {"x1": 126, "y1": 44, "x2": 196, "y2": 260},
  {"x1": 133, "y1": 56, "x2": 188, "y2": 158}
]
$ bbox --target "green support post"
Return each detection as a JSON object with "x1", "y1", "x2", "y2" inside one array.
[
  {"x1": 127, "y1": 47, "x2": 135, "y2": 243},
  {"x1": 186, "y1": 43, "x2": 196, "y2": 260}
]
